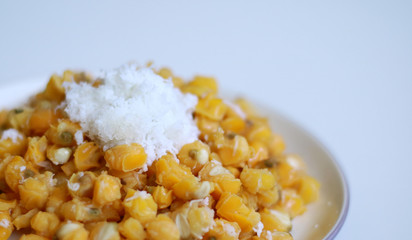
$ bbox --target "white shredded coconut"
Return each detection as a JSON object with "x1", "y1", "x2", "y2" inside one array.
[
  {"x1": 125, "y1": 190, "x2": 150, "y2": 201},
  {"x1": 67, "y1": 182, "x2": 80, "y2": 191},
  {"x1": 253, "y1": 221, "x2": 264, "y2": 237},
  {"x1": 0, "y1": 219, "x2": 9, "y2": 228},
  {"x1": 74, "y1": 130, "x2": 84, "y2": 145},
  {"x1": 1, "y1": 129, "x2": 23, "y2": 143},
  {"x1": 224, "y1": 100, "x2": 246, "y2": 119},
  {"x1": 222, "y1": 222, "x2": 238, "y2": 237},
  {"x1": 63, "y1": 65, "x2": 199, "y2": 167}
]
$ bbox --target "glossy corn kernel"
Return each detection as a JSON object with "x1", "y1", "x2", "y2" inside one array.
[
  {"x1": 6, "y1": 108, "x2": 33, "y2": 135},
  {"x1": 217, "y1": 134, "x2": 250, "y2": 167},
  {"x1": 172, "y1": 177, "x2": 213, "y2": 200},
  {"x1": 298, "y1": 175, "x2": 320, "y2": 204},
  {"x1": 149, "y1": 186, "x2": 173, "y2": 209},
  {"x1": 177, "y1": 140, "x2": 210, "y2": 175},
  {"x1": 258, "y1": 230, "x2": 293, "y2": 240},
  {"x1": 45, "y1": 120, "x2": 81, "y2": 146},
  {"x1": 170, "y1": 201, "x2": 214, "y2": 239},
  {"x1": 196, "y1": 116, "x2": 220, "y2": 138},
  {"x1": 238, "y1": 188, "x2": 258, "y2": 211},
  {"x1": 257, "y1": 187, "x2": 280, "y2": 208},
  {"x1": 19, "y1": 177, "x2": 48, "y2": 210},
  {"x1": 155, "y1": 154, "x2": 193, "y2": 189},
  {"x1": 198, "y1": 161, "x2": 241, "y2": 198},
  {"x1": 0, "y1": 211, "x2": 13, "y2": 240},
  {"x1": 181, "y1": 76, "x2": 218, "y2": 97},
  {"x1": 12, "y1": 209, "x2": 38, "y2": 230},
  {"x1": 104, "y1": 143, "x2": 147, "y2": 172},
  {"x1": 93, "y1": 173, "x2": 121, "y2": 206},
  {"x1": 29, "y1": 108, "x2": 60, "y2": 135},
  {"x1": 47, "y1": 145, "x2": 72, "y2": 165},
  {"x1": 204, "y1": 218, "x2": 241, "y2": 240},
  {"x1": 123, "y1": 189, "x2": 157, "y2": 224},
  {"x1": 5, "y1": 156, "x2": 33, "y2": 192},
  {"x1": 277, "y1": 155, "x2": 305, "y2": 188},
  {"x1": 216, "y1": 192, "x2": 260, "y2": 232},
  {"x1": 89, "y1": 222, "x2": 120, "y2": 240},
  {"x1": 24, "y1": 136, "x2": 48, "y2": 165},
  {"x1": 248, "y1": 141, "x2": 269, "y2": 167},
  {"x1": 195, "y1": 95, "x2": 227, "y2": 121},
  {"x1": 19, "y1": 234, "x2": 49, "y2": 240},
  {"x1": 56, "y1": 221, "x2": 89, "y2": 240},
  {"x1": 234, "y1": 98, "x2": 257, "y2": 117},
  {"x1": 221, "y1": 116, "x2": 246, "y2": 134},
  {"x1": 68, "y1": 171, "x2": 96, "y2": 198},
  {"x1": 0, "y1": 199, "x2": 16, "y2": 211},
  {"x1": 73, "y1": 142, "x2": 102, "y2": 171},
  {"x1": 146, "y1": 214, "x2": 180, "y2": 240},
  {"x1": 118, "y1": 217, "x2": 146, "y2": 240},
  {"x1": 30, "y1": 211, "x2": 60, "y2": 237},
  {"x1": 0, "y1": 131, "x2": 27, "y2": 159},
  {"x1": 268, "y1": 134, "x2": 286, "y2": 157},
  {"x1": 277, "y1": 189, "x2": 306, "y2": 218},
  {"x1": 46, "y1": 186, "x2": 69, "y2": 216},
  {"x1": 109, "y1": 169, "x2": 147, "y2": 190},
  {"x1": 259, "y1": 208, "x2": 292, "y2": 232},
  {"x1": 43, "y1": 74, "x2": 71, "y2": 102},
  {"x1": 60, "y1": 160, "x2": 76, "y2": 176},
  {"x1": 240, "y1": 167, "x2": 276, "y2": 194}
]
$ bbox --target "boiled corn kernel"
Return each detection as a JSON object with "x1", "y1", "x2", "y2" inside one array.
[
  {"x1": 0, "y1": 211, "x2": 13, "y2": 240},
  {"x1": 104, "y1": 143, "x2": 147, "y2": 172},
  {"x1": 146, "y1": 214, "x2": 180, "y2": 240},
  {"x1": 149, "y1": 186, "x2": 173, "y2": 209},
  {"x1": 204, "y1": 218, "x2": 241, "y2": 240},
  {"x1": 240, "y1": 167, "x2": 276, "y2": 194},
  {"x1": 24, "y1": 136, "x2": 48, "y2": 165},
  {"x1": 30, "y1": 211, "x2": 60, "y2": 237},
  {"x1": 298, "y1": 175, "x2": 320, "y2": 204},
  {"x1": 89, "y1": 221, "x2": 120, "y2": 240},
  {"x1": 56, "y1": 221, "x2": 89, "y2": 240},
  {"x1": 259, "y1": 208, "x2": 291, "y2": 232},
  {"x1": 74, "y1": 142, "x2": 102, "y2": 171},
  {"x1": 47, "y1": 145, "x2": 72, "y2": 165},
  {"x1": 118, "y1": 217, "x2": 146, "y2": 240},
  {"x1": 123, "y1": 189, "x2": 157, "y2": 224},
  {"x1": 177, "y1": 140, "x2": 210, "y2": 174},
  {"x1": 93, "y1": 173, "x2": 121, "y2": 206},
  {"x1": 218, "y1": 134, "x2": 250, "y2": 167}
]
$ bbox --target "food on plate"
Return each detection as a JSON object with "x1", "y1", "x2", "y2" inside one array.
[{"x1": 0, "y1": 64, "x2": 320, "y2": 239}]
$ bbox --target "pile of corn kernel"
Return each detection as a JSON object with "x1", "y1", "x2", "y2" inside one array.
[{"x1": 0, "y1": 67, "x2": 320, "y2": 240}]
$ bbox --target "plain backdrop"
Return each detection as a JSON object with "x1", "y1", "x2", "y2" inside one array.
[{"x1": 0, "y1": 1, "x2": 411, "y2": 239}]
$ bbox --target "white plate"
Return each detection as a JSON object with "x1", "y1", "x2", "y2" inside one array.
[{"x1": 0, "y1": 78, "x2": 349, "y2": 240}]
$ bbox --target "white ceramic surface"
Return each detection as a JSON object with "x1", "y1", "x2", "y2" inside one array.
[{"x1": 0, "y1": 78, "x2": 349, "y2": 240}]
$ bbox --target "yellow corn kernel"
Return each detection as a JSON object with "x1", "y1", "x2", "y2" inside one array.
[
  {"x1": 104, "y1": 143, "x2": 147, "y2": 172},
  {"x1": 118, "y1": 217, "x2": 146, "y2": 240},
  {"x1": 181, "y1": 75, "x2": 218, "y2": 97},
  {"x1": 45, "y1": 120, "x2": 81, "y2": 146},
  {"x1": 89, "y1": 222, "x2": 120, "y2": 240},
  {"x1": 149, "y1": 186, "x2": 173, "y2": 209},
  {"x1": 43, "y1": 74, "x2": 71, "y2": 102},
  {"x1": 109, "y1": 169, "x2": 147, "y2": 190},
  {"x1": 245, "y1": 118, "x2": 272, "y2": 143},
  {"x1": 24, "y1": 136, "x2": 48, "y2": 165},
  {"x1": 56, "y1": 221, "x2": 89, "y2": 240},
  {"x1": 238, "y1": 188, "x2": 258, "y2": 211},
  {"x1": 221, "y1": 116, "x2": 246, "y2": 134},
  {"x1": 277, "y1": 154, "x2": 305, "y2": 188},
  {"x1": 260, "y1": 208, "x2": 292, "y2": 232},
  {"x1": 195, "y1": 95, "x2": 227, "y2": 121},
  {"x1": 298, "y1": 175, "x2": 320, "y2": 204},
  {"x1": 277, "y1": 189, "x2": 306, "y2": 218},
  {"x1": 19, "y1": 177, "x2": 49, "y2": 210},
  {"x1": 59, "y1": 198, "x2": 91, "y2": 222},
  {"x1": 204, "y1": 219, "x2": 241, "y2": 240},
  {"x1": 19, "y1": 234, "x2": 49, "y2": 240},
  {"x1": 216, "y1": 192, "x2": 260, "y2": 232},
  {"x1": 5, "y1": 156, "x2": 33, "y2": 192},
  {"x1": 155, "y1": 154, "x2": 193, "y2": 189},
  {"x1": 259, "y1": 231, "x2": 293, "y2": 240},
  {"x1": 248, "y1": 141, "x2": 269, "y2": 167},
  {"x1": 227, "y1": 166, "x2": 241, "y2": 178},
  {"x1": 218, "y1": 134, "x2": 250, "y2": 167},
  {"x1": 61, "y1": 160, "x2": 76, "y2": 176},
  {"x1": 196, "y1": 116, "x2": 220, "y2": 138},
  {"x1": 268, "y1": 134, "x2": 286, "y2": 157},
  {"x1": 68, "y1": 171, "x2": 96, "y2": 198},
  {"x1": 240, "y1": 167, "x2": 276, "y2": 194},
  {"x1": 0, "y1": 198, "x2": 15, "y2": 212},
  {"x1": 123, "y1": 189, "x2": 157, "y2": 224},
  {"x1": 0, "y1": 130, "x2": 27, "y2": 158},
  {"x1": 6, "y1": 108, "x2": 33, "y2": 135},
  {"x1": 46, "y1": 186, "x2": 69, "y2": 216},
  {"x1": 146, "y1": 214, "x2": 180, "y2": 240},
  {"x1": 13, "y1": 209, "x2": 39, "y2": 230},
  {"x1": 30, "y1": 211, "x2": 60, "y2": 237},
  {"x1": 0, "y1": 156, "x2": 13, "y2": 181},
  {"x1": 198, "y1": 161, "x2": 241, "y2": 198},
  {"x1": 0, "y1": 211, "x2": 13, "y2": 240},
  {"x1": 47, "y1": 145, "x2": 72, "y2": 165},
  {"x1": 177, "y1": 140, "x2": 210, "y2": 175},
  {"x1": 257, "y1": 187, "x2": 280, "y2": 208},
  {"x1": 74, "y1": 142, "x2": 102, "y2": 171},
  {"x1": 29, "y1": 108, "x2": 60, "y2": 135},
  {"x1": 172, "y1": 177, "x2": 213, "y2": 200},
  {"x1": 93, "y1": 173, "x2": 121, "y2": 206},
  {"x1": 234, "y1": 98, "x2": 257, "y2": 117}
]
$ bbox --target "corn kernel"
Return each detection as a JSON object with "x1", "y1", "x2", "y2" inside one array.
[
  {"x1": 47, "y1": 145, "x2": 72, "y2": 165},
  {"x1": 155, "y1": 154, "x2": 193, "y2": 189},
  {"x1": 260, "y1": 208, "x2": 291, "y2": 232},
  {"x1": 177, "y1": 140, "x2": 210, "y2": 175},
  {"x1": 195, "y1": 95, "x2": 227, "y2": 121},
  {"x1": 30, "y1": 211, "x2": 60, "y2": 237},
  {"x1": 150, "y1": 186, "x2": 173, "y2": 209},
  {"x1": 240, "y1": 167, "x2": 276, "y2": 194},
  {"x1": 204, "y1": 219, "x2": 241, "y2": 240},
  {"x1": 93, "y1": 173, "x2": 121, "y2": 206},
  {"x1": 89, "y1": 222, "x2": 120, "y2": 240},
  {"x1": 172, "y1": 177, "x2": 213, "y2": 200},
  {"x1": 298, "y1": 175, "x2": 320, "y2": 204},
  {"x1": 104, "y1": 143, "x2": 147, "y2": 172},
  {"x1": 118, "y1": 217, "x2": 146, "y2": 240},
  {"x1": 123, "y1": 189, "x2": 157, "y2": 224},
  {"x1": 218, "y1": 134, "x2": 250, "y2": 167},
  {"x1": 24, "y1": 136, "x2": 48, "y2": 165},
  {"x1": 56, "y1": 221, "x2": 89, "y2": 240},
  {"x1": 146, "y1": 214, "x2": 180, "y2": 240},
  {"x1": 277, "y1": 189, "x2": 306, "y2": 218},
  {"x1": 13, "y1": 209, "x2": 39, "y2": 230},
  {"x1": 0, "y1": 211, "x2": 13, "y2": 240},
  {"x1": 19, "y1": 234, "x2": 49, "y2": 240},
  {"x1": 74, "y1": 142, "x2": 102, "y2": 171}
]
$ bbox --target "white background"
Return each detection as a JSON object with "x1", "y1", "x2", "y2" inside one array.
[{"x1": 0, "y1": 1, "x2": 411, "y2": 239}]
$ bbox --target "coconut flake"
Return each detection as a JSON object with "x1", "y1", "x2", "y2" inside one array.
[
  {"x1": 74, "y1": 130, "x2": 84, "y2": 145},
  {"x1": 64, "y1": 65, "x2": 199, "y2": 168},
  {"x1": 1, "y1": 129, "x2": 23, "y2": 143},
  {"x1": 253, "y1": 221, "x2": 264, "y2": 237}
]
